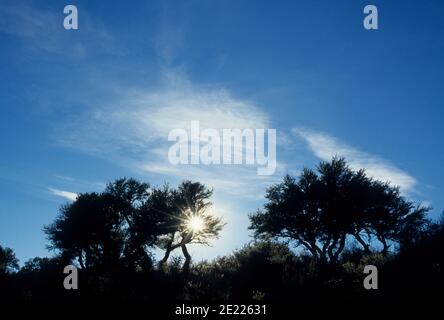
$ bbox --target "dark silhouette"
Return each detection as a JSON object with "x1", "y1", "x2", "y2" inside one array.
[
  {"x1": 155, "y1": 181, "x2": 224, "y2": 272},
  {"x1": 1, "y1": 158, "x2": 443, "y2": 303},
  {"x1": 44, "y1": 178, "x2": 224, "y2": 274},
  {"x1": 0, "y1": 245, "x2": 19, "y2": 275},
  {"x1": 0, "y1": 245, "x2": 20, "y2": 300},
  {"x1": 249, "y1": 158, "x2": 429, "y2": 262}
]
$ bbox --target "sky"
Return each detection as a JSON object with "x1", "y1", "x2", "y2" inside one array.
[{"x1": 0, "y1": 0, "x2": 443, "y2": 265}]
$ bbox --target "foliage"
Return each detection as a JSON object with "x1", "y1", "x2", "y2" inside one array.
[
  {"x1": 0, "y1": 245, "x2": 19, "y2": 274},
  {"x1": 156, "y1": 181, "x2": 225, "y2": 272},
  {"x1": 44, "y1": 178, "x2": 224, "y2": 273},
  {"x1": 249, "y1": 157, "x2": 429, "y2": 262},
  {"x1": 1, "y1": 159, "x2": 443, "y2": 302}
]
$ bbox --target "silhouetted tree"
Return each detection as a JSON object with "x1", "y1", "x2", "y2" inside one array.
[
  {"x1": 45, "y1": 178, "x2": 224, "y2": 275},
  {"x1": 104, "y1": 178, "x2": 158, "y2": 271},
  {"x1": 4, "y1": 172, "x2": 440, "y2": 302},
  {"x1": 157, "y1": 181, "x2": 225, "y2": 272},
  {"x1": 44, "y1": 178, "x2": 155, "y2": 272},
  {"x1": 0, "y1": 245, "x2": 19, "y2": 300},
  {"x1": 0, "y1": 245, "x2": 19, "y2": 274},
  {"x1": 44, "y1": 192, "x2": 126, "y2": 270},
  {"x1": 250, "y1": 158, "x2": 429, "y2": 263}
]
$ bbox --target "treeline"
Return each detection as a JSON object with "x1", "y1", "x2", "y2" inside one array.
[{"x1": 0, "y1": 158, "x2": 443, "y2": 301}]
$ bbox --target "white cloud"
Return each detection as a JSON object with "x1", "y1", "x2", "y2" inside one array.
[
  {"x1": 139, "y1": 161, "x2": 282, "y2": 200},
  {"x1": 56, "y1": 70, "x2": 281, "y2": 198},
  {"x1": 293, "y1": 128, "x2": 417, "y2": 194},
  {"x1": 48, "y1": 188, "x2": 78, "y2": 201}
]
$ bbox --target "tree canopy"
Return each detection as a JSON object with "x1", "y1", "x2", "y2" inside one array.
[
  {"x1": 153, "y1": 181, "x2": 225, "y2": 271},
  {"x1": 1, "y1": 161, "x2": 443, "y2": 303},
  {"x1": 44, "y1": 178, "x2": 224, "y2": 272},
  {"x1": 249, "y1": 157, "x2": 429, "y2": 262},
  {"x1": 0, "y1": 245, "x2": 19, "y2": 274}
]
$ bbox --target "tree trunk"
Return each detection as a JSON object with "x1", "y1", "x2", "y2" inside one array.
[
  {"x1": 296, "y1": 235, "x2": 321, "y2": 260},
  {"x1": 354, "y1": 232, "x2": 371, "y2": 254},
  {"x1": 78, "y1": 252, "x2": 85, "y2": 269},
  {"x1": 158, "y1": 233, "x2": 177, "y2": 269},
  {"x1": 321, "y1": 235, "x2": 332, "y2": 263},
  {"x1": 158, "y1": 248, "x2": 172, "y2": 269},
  {"x1": 181, "y1": 244, "x2": 191, "y2": 274},
  {"x1": 377, "y1": 236, "x2": 389, "y2": 256},
  {"x1": 327, "y1": 237, "x2": 338, "y2": 262},
  {"x1": 333, "y1": 234, "x2": 346, "y2": 261}
]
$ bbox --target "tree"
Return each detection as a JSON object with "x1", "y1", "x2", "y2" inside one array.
[
  {"x1": 156, "y1": 181, "x2": 225, "y2": 272},
  {"x1": 104, "y1": 178, "x2": 158, "y2": 271},
  {"x1": 44, "y1": 178, "x2": 225, "y2": 274},
  {"x1": 44, "y1": 178, "x2": 155, "y2": 272},
  {"x1": 249, "y1": 158, "x2": 429, "y2": 263},
  {"x1": 0, "y1": 245, "x2": 19, "y2": 274},
  {"x1": 44, "y1": 192, "x2": 125, "y2": 269}
]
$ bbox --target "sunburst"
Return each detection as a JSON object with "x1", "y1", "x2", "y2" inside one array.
[{"x1": 186, "y1": 215, "x2": 205, "y2": 233}]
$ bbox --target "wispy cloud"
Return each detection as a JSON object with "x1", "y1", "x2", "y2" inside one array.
[
  {"x1": 293, "y1": 128, "x2": 417, "y2": 194},
  {"x1": 48, "y1": 187, "x2": 78, "y2": 201},
  {"x1": 56, "y1": 70, "x2": 282, "y2": 198},
  {"x1": 54, "y1": 175, "x2": 106, "y2": 191},
  {"x1": 0, "y1": 1, "x2": 125, "y2": 57}
]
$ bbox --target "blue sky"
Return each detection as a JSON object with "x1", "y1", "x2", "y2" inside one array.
[{"x1": 0, "y1": 0, "x2": 443, "y2": 265}]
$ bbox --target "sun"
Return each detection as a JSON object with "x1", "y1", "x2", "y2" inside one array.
[{"x1": 186, "y1": 215, "x2": 205, "y2": 233}]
